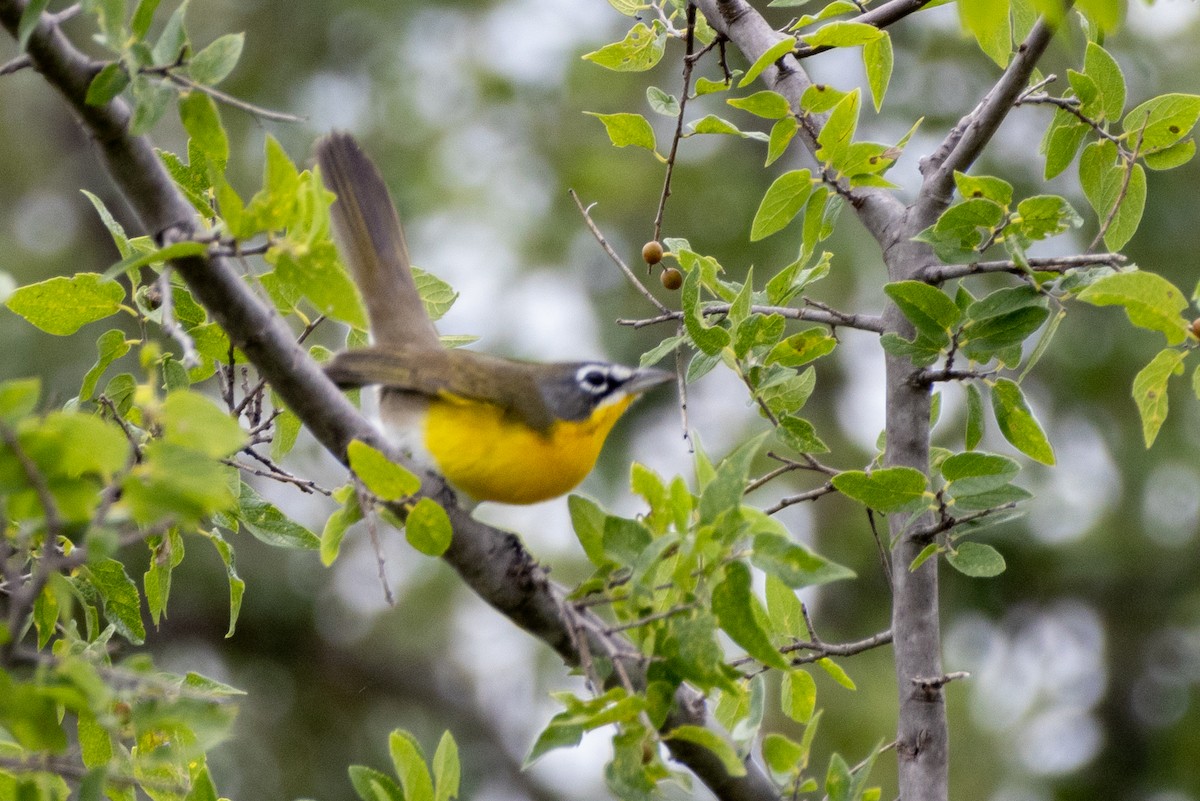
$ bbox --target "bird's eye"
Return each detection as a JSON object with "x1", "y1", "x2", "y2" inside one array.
[{"x1": 577, "y1": 366, "x2": 610, "y2": 394}]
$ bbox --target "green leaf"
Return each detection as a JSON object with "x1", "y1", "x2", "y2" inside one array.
[
  {"x1": 1077, "y1": 270, "x2": 1190, "y2": 345},
  {"x1": 884, "y1": 281, "x2": 961, "y2": 344},
  {"x1": 765, "y1": 327, "x2": 836, "y2": 366},
  {"x1": 750, "y1": 169, "x2": 813, "y2": 241},
  {"x1": 1042, "y1": 111, "x2": 1089, "y2": 180},
  {"x1": 412, "y1": 270, "x2": 459, "y2": 323},
  {"x1": 1014, "y1": 195, "x2": 1081, "y2": 241},
  {"x1": 0, "y1": 377, "x2": 40, "y2": 425},
  {"x1": 751, "y1": 527, "x2": 855, "y2": 588},
  {"x1": 946, "y1": 541, "x2": 1006, "y2": 577},
  {"x1": 0, "y1": 672, "x2": 69, "y2": 751},
  {"x1": 699, "y1": 432, "x2": 768, "y2": 525},
  {"x1": 17, "y1": 0, "x2": 51, "y2": 49},
  {"x1": 681, "y1": 266, "x2": 730, "y2": 356},
  {"x1": 179, "y1": 91, "x2": 229, "y2": 164},
  {"x1": 767, "y1": 116, "x2": 799, "y2": 166},
  {"x1": 831, "y1": 467, "x2": 929, "y2": 513},
  {"x1": 695, "y1": 76, "x2": 733, "y2": 96},
  {"x1": 81, "y1": 190, "x2": 132, "y2": 258},
  {"x1": 1123, "y1": 93, "x2": 1200, "y2": 153},
  {"x1": 959, "y1": 0, "x2": 1011, "y2": 67},
  {"x1": 816, "y1": 657, "x2": 856, "y2": 690},
  {"x1": 915, "y1": 198, "x2": 1006, "y2": 262},
  {"x1": 862, "y1": 34, "x2": 892, "y2": 111},
  {"x1": 187, "y1": 32, "x2": 244, "y2": 85},
  {"x1": 86, "y1": 62, "x2": 130, "y2": 106},
  {"x1": 955, "y1": 172, "x2": 1013, "y2": 205},
  {"x1": 666, "y1": 725, "x2": 746, "y2": 778},
  {"x1": 101, "y1": 239, "x2": 209, "y2": 280},
  {"x1": 237, "y1": 481, "x2": 320, "y2": 549},
  {"x1": 406, "y1": 497, "x2": 452, "y2": 557},
  {"x1": 1085, "y1": 42, "x2": 1125, "y2": 122},
  {"x1": 661, "y1": 612, "x2": 733, "y2": 692},
  {"x1": 132, "y1": 0, "x2": 162, "y2": 39},
  {"x1": 585, "y1": 111, "x2": 657, "y2": 151},
  {"x1": 389, "y1": 730, "x2": 435, "y2": 801},
  {"x1": 712, "y1": 562, "x2": 790, "y2": 670},
  {"x1": 266, "y1": 239, "x2": 367, "y2": 329},
  {"x1": 727, "y1": 90, "x2": 791, "y2": 119},
  {"x1": 349, "y1": 766, "x2": 405, "y2": 801},
  {"x1": 989, "y1": 378, "x2": 1055, "y2": 464},
  {"x1": 1131, "y1": 348, "x2": 1187, "y2": 447},
  {"x1": 941, "y1": 451, "x2": 1019, "y2": 495},
  {"x1": 200, "y1": 528, "x2": 244, "y2": 636},
  {"x1": 763, "y1": 732, "x2": 806, "y2": 777},
  {"x1": 646, "y1": 86, "x2": 680, "y2": 116},
  {"x1": 152, "y1": 0, "x2": 189, "y2": 63},
  {"x1": 5, "y1": 273, "x2": 125, "y2": 335},
  {"x1": 348, "y1": 439, "x2": 420, "y2": 501},
  {"x1": 82, "y1": 558, "x2": 146, "y2": 644},
  {"x1": 432, "y1": 731, "x2": 460, "y2": 801},
  {"x1": 1076, "y1": 0, "x2": 1120, "y2": 31},
  {"x1": 161, "y1": 389, "x2": 246, "y2": 458},
  {"x1": 782, "y1": 669, "x2": 816, "y2": 724},
  {"x1": 77, "y1": 329, "x2": 130, "y2": 401},
  {"x1": 816, "y1": 90, "x2": 860, "y2": 167},
  {"x1": 739, "y1": 38, "x2": 795, "y2": 88},
  {"x1": 568, "y1": 494, "x2": 608, "y2": 566},
  {"x1": 691, "y1": 114, "x2": 768, "y2": 141},
  {"x1": 777, "y1": 414, "x2": 829, "y2": 454},
  {"x1": 1143, "y1": 138, "x2": 1196, "y2": 171},
  {"x1": 801, "y1": 83, "x2": 848, "y2": 114},
  {"x1": 320, "y1": 485, "x2": 363, "y2": 566},
  {"x1": 582, "y1": 22, "x2": 666, "y2": 72}
]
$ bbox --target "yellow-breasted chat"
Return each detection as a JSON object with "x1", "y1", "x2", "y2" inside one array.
[{"x1": 315, "y1": 133, "x2": 672, "y2": 505}]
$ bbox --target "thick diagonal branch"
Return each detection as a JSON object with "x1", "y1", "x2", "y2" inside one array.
[{"x1": 0, "y1": 3, "x2": 778, "y2": 799}]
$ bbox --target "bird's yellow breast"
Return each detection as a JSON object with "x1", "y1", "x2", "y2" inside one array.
[{"x1": 422, "y1": 392, "x2": 634, "y2": 504}]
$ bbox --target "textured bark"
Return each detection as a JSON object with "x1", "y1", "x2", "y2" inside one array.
[
  {"x1": 0, "y1": 2, "x2": 780, "y2": 798},
  {"x1": 692, "y1": 2, "x2": 1060, "y2": 799}
]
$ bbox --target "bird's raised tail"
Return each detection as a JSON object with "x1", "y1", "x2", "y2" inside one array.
[{"x1": 315, "y1": 132, "x2": 441, "y2": 351}]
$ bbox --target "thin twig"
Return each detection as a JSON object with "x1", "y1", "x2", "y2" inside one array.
[
  {"x1": 570, "y1": 190, "x2": 670, "y2": 314},
  {"x1": 354, "y1": 479, "x2": 396, "y2": 607},
  {"x1": 763, "y1": 482, "x2": 836, "y2": 515},
  {"x1": 924, "y1": 252, "x2": 1126, "y2": 282},
  {"x1": 919, "y1": 16, "x2": 1059, "y2": 206},
  {"x1": 604, "y1": 603, "x2": 697, "y2": 635},
  {"x1": 156, "y1": 266, "x2": 200, "y2": 368},
  {"x1": 793, "y1": 0, "x2": 932, "y2": 58},
  {"x1": 619, "y1": 303, "x2": 885, "y2": 333},
  {"x1": 673, "y1": 322, "x2": 694, "y2": 452},
  {"x1": 1089, "y1": 124, "x2": 1145, "y2": 251},
  {"x1": 652, "y1": 2, "x2": 698, "y2": 242},
  {"x1": 911, "y1": 671, "x2": 970, "y2": 691},
  {"x1": 1014, "y1": 92, "x2": 1124, "y2": 147},
  {"x1": 152, "y1": 68, "x2": 304, "y2": 123}
]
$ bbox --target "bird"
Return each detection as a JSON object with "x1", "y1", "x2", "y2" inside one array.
[{"x1": 314, "y1": 132, "x2": 672, "y2": 505}]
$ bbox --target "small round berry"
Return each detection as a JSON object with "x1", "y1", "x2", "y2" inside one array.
[
  {"x1": 660, "y1": 267, "x2": 683, "y2": 291},
  {"x1": 642, "y1": 240, "x2": 664, "y2": 265},
  {"x1": 1191, "y1": 317, "x2": 1200, "y2": 339}
]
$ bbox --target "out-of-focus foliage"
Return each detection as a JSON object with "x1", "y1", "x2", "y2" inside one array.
[{"x1": 2, "y1": 0, "x2": 1200, "y2": 800}]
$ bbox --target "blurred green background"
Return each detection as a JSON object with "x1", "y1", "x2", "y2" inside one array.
[{"x1": 3, "y1": 1, "x2": 1200, "y2": 799}]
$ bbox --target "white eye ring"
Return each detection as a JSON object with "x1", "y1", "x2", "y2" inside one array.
[{"x1": 576, "y1": 365, "x2": 610, "y2": 394}]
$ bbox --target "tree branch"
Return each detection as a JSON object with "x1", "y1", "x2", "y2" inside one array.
[
  {"x1": 694, "y1": 0, "x2": 907, "y2": 248},
  {"x1": 794, "y1": 0, "x2": 933, "y2": 58},
  {"x1": 917, "y1": 17, "x2": 1059, "y2": 219},
  {"x1": 924, "y1": 252, "x2": 1127, "y2": 282},
  {"x1": 0, "y1": 4, "x2": 778, "y2": 799},
  {"x1": 618, "y1": 303, "x2": 886, "y2": 333}
]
